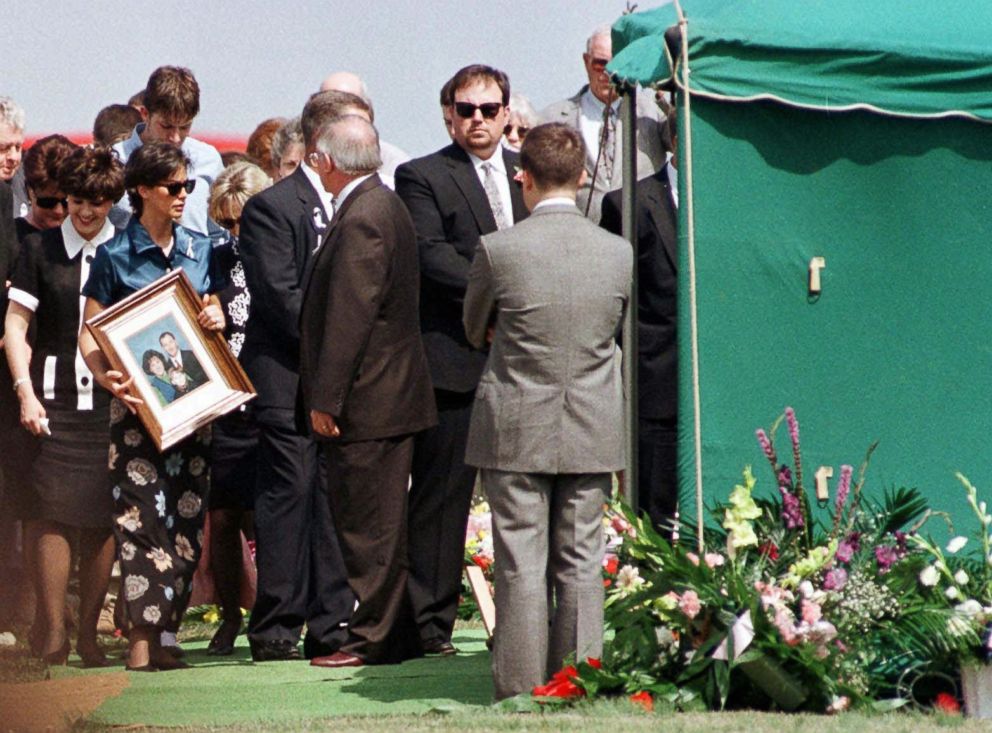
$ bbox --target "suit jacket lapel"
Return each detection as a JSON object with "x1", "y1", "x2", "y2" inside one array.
[
  {"x1": 644, "y1": 165, "x2": 678, "y2": 272},
  {"x1": 501, "y1": 148, "x2": 527, "y2": 224},
  {"x1": 292, "y1": 167, "x2": 327, "y2": 259},
  {"x1": 446, "y1": 146, "x2": 498, "y2": 233}
]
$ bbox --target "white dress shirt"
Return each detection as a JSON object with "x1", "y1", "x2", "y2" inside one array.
[
  {"x1": 467, "y1": 149, "x2": 515, "y2": 226},
  {"x1": 578, "y1": 89, "x2": 620, "y2": 169}
]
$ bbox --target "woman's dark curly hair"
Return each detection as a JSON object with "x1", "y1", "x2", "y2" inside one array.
[
  {"x1": 141, "y1": 349, "x2": 168, "y2": 375},
  {"x1": 58, "y1": 145, "x2": 125, "y2": 202}
]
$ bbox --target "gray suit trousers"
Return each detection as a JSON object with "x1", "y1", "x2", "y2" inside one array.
[{"x1": 484, "y1": 469, "x2": 609, "y2": 701}]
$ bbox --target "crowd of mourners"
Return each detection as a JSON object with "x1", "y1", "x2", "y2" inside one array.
[{"x1": 0, "y1": 24, "x2": 679, "y2": 698}]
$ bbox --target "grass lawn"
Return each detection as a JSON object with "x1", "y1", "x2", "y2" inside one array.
[{"x1": 1, "y1": 622, "x2": 987, "y2": 732}]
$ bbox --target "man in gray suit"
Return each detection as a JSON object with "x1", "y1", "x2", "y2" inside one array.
[
  {"x1": 540, "y1": 25, "x2": 669, "y2": 223},
  {"x1": 463, "y1": 123, "x2": 631, "y2": 700}
]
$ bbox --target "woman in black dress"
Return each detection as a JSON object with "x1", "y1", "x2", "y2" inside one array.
[
  {"x1": 4, "y1": 146, "x2": 124, "y2": 666},
  {"x1": 79, "y1": 142, "x2": 226, "y2": 671},
  {"x1": 202, "y1": 161, "x2": 270, "y2": 654}
]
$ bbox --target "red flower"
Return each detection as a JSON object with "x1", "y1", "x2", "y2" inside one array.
[
  {"x1": 471, "y1": 554, "x2": 492, "y2": 572},
  {"x1": 934, "y1": 692, "x2": 961, "y2": 714},
  {"x1": 532, "y1": 665, "x2": 584, "y2": 699},
  {"x1": 604, "y1": 556, "x2": 619, "y2": 576},
  {"x1": 759, "y1": 541, "x2": 779, "y2": 560},
  {"x1": 630, "y1": 691, "x2": 653, "y2": 712},
  {"x1": 585, "y1": 657, "x2": 602, "y2": 669}
]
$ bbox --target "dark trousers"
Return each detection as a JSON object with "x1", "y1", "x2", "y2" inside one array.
[
  {"x1": 638, "y1": 416, "x2": 679, "y2": 529},
  {"x1": 325, "y1": 434, "x2": 421, "y2": 663},
  {"x1": 248, "y1": 407, "x2": 352, "y2": 651},
  {"x1": 407, "y1": 389, "x2": 476, "y2": 643}
]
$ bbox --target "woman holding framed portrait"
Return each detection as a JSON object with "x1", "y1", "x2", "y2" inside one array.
[
  {"x1": 79, "y1": 142, "x2": 227, "y2": 672},
  {"x1": 4, "y1": 145, "x2": 124, "y2": 667}
]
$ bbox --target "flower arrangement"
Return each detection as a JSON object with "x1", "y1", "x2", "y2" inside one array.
[{"x1": 561, "y1": 407, "x2": 965, "y2": 714}]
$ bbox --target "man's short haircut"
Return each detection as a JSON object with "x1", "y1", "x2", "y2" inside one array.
[
  {"x1": 586, "y1": 25, "x2": 612, "y2": 53},
  {"x1": 448, "y1": 65, "x2": 510, "y2": 105},
  {"x1": 159, "y1": 331, "x2": 176, "y2": 342},
  {"x1": 143, "y1": 66, "x2": 201, "y2": 120},
  {"x1": 246, "y1": 117, "x2": 285, "y2": 171},
  {"x1": 58, "y1": 145, "x2": 125, "y2": 202},
  {"x1": 124, "y1": 141, "x2": 191, "y2": 216},
  {"x1": 208, "y1": 161, "x2": 271, "y2": 222},
  {"x1": 93, "y1": 104, "x2": 142, "y2": 146},
  {"x1": 439, "y1": 77, "x2": 455, "y2": 107},
  {"x1": 128, "y1": 90, "x2": 145, "y2": 108},
  {"x1": 271, "y1": 116, "x2": 303, "y2": 169},
  {"x1": 301, "y1": 90, "x2": 370, "y2": 149},
  {"x1": 314, "y1": 115, "x2": 382, "y2": 176},
  {"x1": 22, "y1": 135, "x2": 78, "y2": 192},
  {"x1": 519, "y1": 123, "x2": 586, "y2": 189},
  {"x1": 0, "y1": 97, "x2": 26, "y2": 132}
]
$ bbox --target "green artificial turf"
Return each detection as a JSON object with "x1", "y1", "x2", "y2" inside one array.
[{"x1": 55, "y1": 630, "x2": 492, "y2": 728}]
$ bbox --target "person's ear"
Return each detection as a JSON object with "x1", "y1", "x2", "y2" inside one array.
[
  {"x1": 139, "y1": 106, "x2": 149, "y2": 124},
  {"x1": 578, "y1": 169, "x2": 589, "y2": 187}
]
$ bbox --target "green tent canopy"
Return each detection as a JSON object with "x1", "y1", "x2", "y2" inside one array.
[{"x1": 607, "y1": 1, "x2": 992, "y2": 539}]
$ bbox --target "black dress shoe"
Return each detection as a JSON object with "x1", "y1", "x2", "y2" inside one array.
[
  {"x1": 207, "y1": 619, "x2": 242, "y2": 656},
  {"x1": 422, "y1": 638, "x2": 457, "y2": 656},
  {"x1": 249, "y1": 638, "x2": 302, "y2": 662}
]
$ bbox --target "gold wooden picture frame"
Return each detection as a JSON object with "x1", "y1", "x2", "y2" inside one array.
[{"x1": 86, "y1": 269, "x2": 255, "y2": 451}]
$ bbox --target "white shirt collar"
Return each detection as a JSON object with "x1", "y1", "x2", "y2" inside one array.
[
  {"x1": 467, "y1": 149, "x2": 506, "y2": 174},
  {"x1": 666, "y1": 162, "x2": 679, "y2": 208},
  {"x1": 335, "y1": 173, "x2": 376, "y2": 211},
  {"x1": 533, "y1": 196, "x2": 576, "y2": 211},
  {"x1": 580, "y1": 88, "x2": 620, "y2": 118},
  {"x1": 61, "y1": 217, "x2": 115, "y2": 260},
  {"x1": 300, "y1": 162, "x2": 335, "y2": 216}
]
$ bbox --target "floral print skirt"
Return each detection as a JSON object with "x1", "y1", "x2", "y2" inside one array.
[{"x1": 109, "y1": 399, "x2": 210, "y2": 632}]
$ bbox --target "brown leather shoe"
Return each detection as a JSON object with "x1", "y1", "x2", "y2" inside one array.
[{"x1": 310, "y1": 651, "x2": 364, "y2": 668}]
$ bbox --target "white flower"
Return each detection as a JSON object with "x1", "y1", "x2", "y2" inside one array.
[
  {"x1": 919, "y1": 565, "x2": 940, "y2": 587},
  {"x1": 228, "y1": 332, "x2": 245, "y2": 358},
  {"x1": 142, "y1": 605, "x2": 162, "y2": 624},
  {"x1": 956, "y1": 600, "x2": 983, "y2": 618},
  {"x1": 108, "y1": 443, "x2": 119, "y2": 470},
  {"x1": 164, "y1": 453, "x2": 184, "y2": 477},
  {"x1": 946, "y1": 536, "x2": 968, "y2": 554},
  {"x1": 189, "y1": 456, "x2": 206, "y2": 477},
  {"x1": 126, "y1": 458, "x2": 158, "y2": 486},
  {"x1": 164, "y1": 587, "x2": 175, "y2": 601},
  {"x1": 146, "y1": 547, "x2": 173, "y2": 573},
  {"x1": 116, "y1": 506, "x2": 142, "y2": 533},
  {"x1": 177, "y1": 491, "x2": 202, "y2": 519},
  {"x1": 112, "y1": 485, "x2": 121, "y2": 501},
  {"x1": 155, "y1": 491, "x2": 166, "y2": 518},
  {"x1": 230, "y1": 261, "x2": 247, "y2": 288},
  {"x1": 616, "y1": 565, "x2": 645, "y2": 595},
  {"x1": 946, "y1": 586, "x2": 960, "y2": 600},
  {"x1": 948, "y1": 614, "x2": 972, "y2": 636},
  {"x1": 120, "y1": 542, "x2": 136, "y2": 561},
  {"x1": 175, "y1": 534, "x2": 195, "y2": 561},
  {"x1": 954, "y1": 569, "x2": 970, "y2": 586},
  {"x1": 124, "y1": 574, "x2": 149, "y2": 601},
  {"x1": 123, "y1": 429, "x2": 143, "y2": 447},
  {"x1": 798, "y1": 581, "x2": 815, "y2": 599},
  {"x1": 229, "y1": 291, "x2": 250, "y2": 326}
]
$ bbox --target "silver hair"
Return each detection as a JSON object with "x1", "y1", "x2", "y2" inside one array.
[
  {"x1": 271, "y1": 116, "x2": 303, "y2": 168},
  {"x1": 314, "y1": 115, "x2": 381, "y2": 175},
  {"x1": 586, "y1": 25, "x2": 612, "y2": 53},
  {"x1": 0, "y1": 97, "x2": 26, "y2": 132},
  {"x1": 508, "y1": 93, "x2": 539, "y2": 128}
]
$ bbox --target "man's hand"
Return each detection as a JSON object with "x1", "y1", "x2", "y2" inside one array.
[{"x1": 310, "y1": 409, "x2": 341, "y2": 438}]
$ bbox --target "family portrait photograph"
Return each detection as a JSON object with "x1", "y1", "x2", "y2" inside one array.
[{"x1": 124, "y1": 313, "x2": 209, "y2": 407}]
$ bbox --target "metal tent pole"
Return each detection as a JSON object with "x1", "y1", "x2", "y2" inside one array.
[{"x1": 620, "y1": 85, "x2": 639, "y2": 509}]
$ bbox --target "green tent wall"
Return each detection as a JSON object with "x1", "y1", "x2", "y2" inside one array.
[{"x1": 609, "y1": 1, "x2": 992, "y2": 534}]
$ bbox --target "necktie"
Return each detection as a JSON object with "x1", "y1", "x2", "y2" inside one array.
[
  {"x1": 482, "y1": 162, "x2": 511, "y2": 230},
  {"x1": 598, "y1": 106, "x2": 617, "y2": 186}
]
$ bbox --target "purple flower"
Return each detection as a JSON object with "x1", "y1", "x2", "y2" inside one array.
[
  {"x1": 835, "y1": 464, "x2": 853, "y2": 515},
  {"x1": 779, "y1": 486, "x2": 804, "y2": 529},
  {"x1": 874, "y1": 545, "x2": 898, "y2": 570},
  {"x1": 823, "y1": 567, "x2": 848, "y2": 591},
  {"x1": 756, "y1": 429, "x2": 777, "y2": 467},
  {"x1": 835, "y1": 533, "x2": 860, "y2": 564},
  {"x1": 785, "y1": 407, "x2": 800, "y2": 454},
  {"x1": 778, "y1": 465, "x2": 793, "y2": 488}
]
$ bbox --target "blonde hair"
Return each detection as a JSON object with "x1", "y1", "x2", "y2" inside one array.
[{"x1": 208, "y1": 161, "x2": 271, "y2": 222}]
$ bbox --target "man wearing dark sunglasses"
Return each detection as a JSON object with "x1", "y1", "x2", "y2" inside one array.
[
  {"x1": 112, "y1": 66, "x2": 222, "y2": 237},
  {"x1": 541, "y1": 26, "x2": 669, "y2": 224},
  {"x1": 395, "y1": 64, "x2": 528, "y2": 658}
]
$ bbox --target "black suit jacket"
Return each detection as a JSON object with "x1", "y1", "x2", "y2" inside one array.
[
  {"x1": 395, "y1": 145, "x2": 527, "y2": 393},
  {"x1": 170, "y1": 349, "x2": 207, "y2": 386},
  {"x1": 239, "y1": 166, "x2": 328, "y2": 409},
  {"x1": 601, "y1": 164, "x2": 678, "y2": 420},
  {"x1": 299, "y1": 175, "x2": 437, "y2": 442}
]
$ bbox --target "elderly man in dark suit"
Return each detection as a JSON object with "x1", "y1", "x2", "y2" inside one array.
[
  {"x1": 464, "y1": 123, "x2": 631, "y2": 700},
  {"x1": 237, "y1": 90, "x2": 370, "y2": 662},
  {"x1": 395, "y1": 65, "x2": 527, "y2": 656},
  {"x1": 600, "y1": 110, "x2": 679, "y2": 528},
  {"x1": 301, "y1": 115, "x2": 437, "y2": 668}
]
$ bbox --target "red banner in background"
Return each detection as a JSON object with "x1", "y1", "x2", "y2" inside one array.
[{"x1": 24, "y1": 132, "x2": 247, "y2": 153}]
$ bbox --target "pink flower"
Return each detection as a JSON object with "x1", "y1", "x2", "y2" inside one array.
[
  {"x1": 875, "y1": 545, "x2": 898, "y2": 570},
  {"x1": 822, "y1": 567, "x2": 848, "y2": 591},
  {"x1": 678, "y1": 590, "x2": 701, "y2": 620},
  {"x1": 755, "y1": 428, "x2": 777, "y2": 466},
  {"x1": 801, "y1": 599, "x2": 822, "y2": 625},
  {"x1": 704, "y1": 553, "x2": 725, "y2": 569},
  {"x1": 774, "y1": 607, "x2": 798, "y2": 644},
  {"x1": 611, "y1": 515, "x2": 634, "y2": 536},
  {"x1": 686, "y1": 552, "x2": 700, "y2": 566},
  {"x1": 835, "y1": 533, "x2": 860, "y2": 564},
  {"x1": 780, "y1": 486, "x2": 804, "y2": 529},
  {"x1": 834, "y1": 464, "x2": 853, "y2": 515}
]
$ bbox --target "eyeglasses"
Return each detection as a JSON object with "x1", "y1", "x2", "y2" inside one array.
[
  {"x1": 453, "y1": 102, "x2": 503, "y2": 120},
  {"x1": 217, "y1": 216, "x2": 240, "y2": 231},
  {"x1": 35, "y1": 196, "x2": 68, "y2": 210},
  {"x1": 159, "y1": 179, "x2": 196, "y2": 196},
  {"x1": 503, "y1": 124, "x2": 530, "y2": 138},
  {"x1": 589, "y1": 57, "x2": 610, "y2": 71}
]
